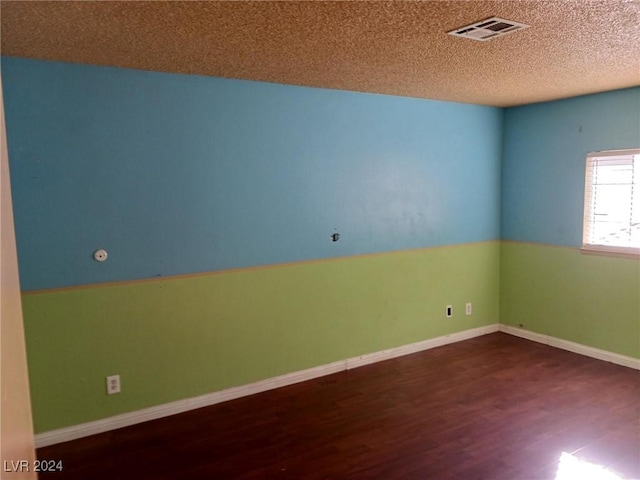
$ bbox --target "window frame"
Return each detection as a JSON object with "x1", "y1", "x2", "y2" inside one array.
[{"x1": 581, "y1": 148, "x2": 640, "y2": 258}]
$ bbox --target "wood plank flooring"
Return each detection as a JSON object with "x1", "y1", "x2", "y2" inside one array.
[{"x1": 37, "y1": 333, "x2": 640, "y2": 479}]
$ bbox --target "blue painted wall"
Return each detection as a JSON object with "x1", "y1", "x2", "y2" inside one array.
[
  {"x1": 501, "y1": 87, "x2": 640, "y2": 247},
  {"x1": 2, "y1": 58, "x2": 502, "y2": 290}
]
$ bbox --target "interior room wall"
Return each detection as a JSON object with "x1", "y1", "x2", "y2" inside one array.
[
  {"x1": 1, "y1": 57, "x2": 502, "y2": 432},
  {"x1": 500, "y1": 87, "x2": 640, "y2": 359}
]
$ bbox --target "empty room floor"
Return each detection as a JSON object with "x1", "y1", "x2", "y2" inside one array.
[{"x1": 36, "y1": 333, "x2": 640, "y2": 479}]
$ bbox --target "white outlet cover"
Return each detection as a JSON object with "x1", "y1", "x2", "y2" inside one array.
[
  {"x1": 466, "y1": 303, "x2": 472, "y2": 315},
  {"x1": 106, "y1": 374, "x2": 120, "y2": 394}
]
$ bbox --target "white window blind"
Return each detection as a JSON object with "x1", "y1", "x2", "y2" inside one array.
[{"x1": 582, "y1": 149, "x2": 640, "y2": 256}]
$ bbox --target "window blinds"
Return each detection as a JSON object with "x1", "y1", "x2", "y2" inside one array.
[{"x1": 583, "y1": 149, "x2": 640, "y2": 254}]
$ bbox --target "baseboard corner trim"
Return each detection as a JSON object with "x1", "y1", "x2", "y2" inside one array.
[
  {"x1": 499, "y1": 324, "x2": 640, "y2": 370},
  {"x1": 345, "y1": 323, "x2": 499, "y2": 369},
  {"x1": 34, "y1": 323, "x2": 498, "y2": 448}
]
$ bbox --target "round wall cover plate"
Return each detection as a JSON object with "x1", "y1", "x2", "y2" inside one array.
[{"x1": 93, "y1": 249, "x2": 108, "y2": 262}]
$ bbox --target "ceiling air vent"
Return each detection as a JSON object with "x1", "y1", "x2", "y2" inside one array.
[{"x1": 448, "y1": 17, "x2": 529, "y2": 41}]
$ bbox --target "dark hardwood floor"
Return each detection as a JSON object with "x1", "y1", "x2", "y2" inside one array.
[{"x1": 37, "y1": 333, "x2": 640, "y2": 479}]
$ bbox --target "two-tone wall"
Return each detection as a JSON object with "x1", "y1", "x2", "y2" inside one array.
[
  {"x1": 1, "y1": 58, "x2": 502, "y2": 433},
  {"x1": 501, "y1": 88, "x2": 640, "y2": 358},
  {"x1": 3, "y1": 57, "x2": 638, "y2": 436}
]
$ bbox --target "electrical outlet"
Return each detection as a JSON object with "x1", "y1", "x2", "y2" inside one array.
[
  {"x1": 446, "y1": 305, "x2": 452, "y2": 318},
  {"x1": 466, "y1": 303, "x2": 472, "y2": 315},
  {"x1": 106, "y1": 374, "x2": 121, "y2": 395}
]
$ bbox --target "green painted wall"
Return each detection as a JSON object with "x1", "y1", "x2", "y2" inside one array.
[
  {"x1": 500, "y1": 242, "x2": 640, "y2": 359},
  {"x1": 23, "y1": 242, "x2": 499, "y2": 433}
]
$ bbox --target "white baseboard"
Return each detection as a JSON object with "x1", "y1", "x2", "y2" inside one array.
[
  {"x1": 499, "y1": 324, "x2": 640, "y2": 370},
  {"x1": 346, "y1": 324, "x2": 499, "y2": 369},
  {"x1": 35, "y1": 323, "x2": 499, "y2": 448}
]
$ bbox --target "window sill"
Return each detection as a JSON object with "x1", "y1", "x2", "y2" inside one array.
[{"x1": 580, "y1": 245, "x2": 640, "y2": 259}]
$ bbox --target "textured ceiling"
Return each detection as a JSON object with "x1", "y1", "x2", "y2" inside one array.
[{"x1": 1, "y1": 1, "x2": 639, "y2": 107}]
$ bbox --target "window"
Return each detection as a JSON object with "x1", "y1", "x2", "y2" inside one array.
[{"x1": 582, "y1": 149, "x2": 640, "y2": 256}]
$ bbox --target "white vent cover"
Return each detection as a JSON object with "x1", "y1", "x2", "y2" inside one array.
[{"x1": 448, "y1": 17, "x2": 529, "y2": 41}]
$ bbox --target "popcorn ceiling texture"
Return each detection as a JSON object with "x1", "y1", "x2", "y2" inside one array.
[{"x1": 1, "y1": 0, "x2": 639, "y2": 106}]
